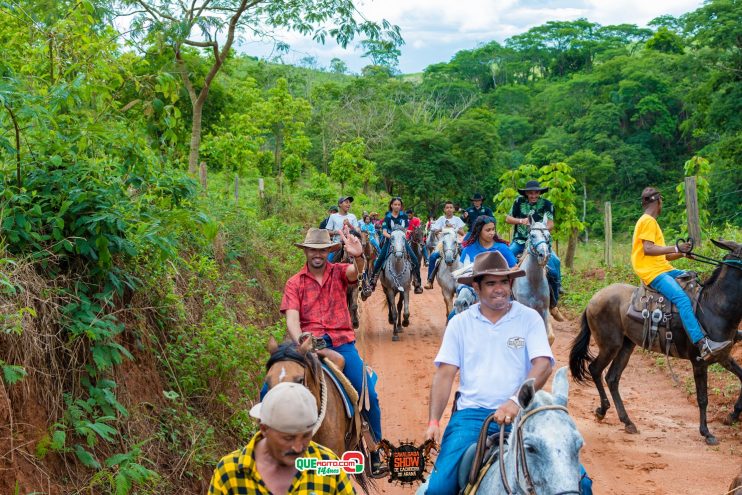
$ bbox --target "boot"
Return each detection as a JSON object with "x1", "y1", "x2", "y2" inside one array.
[
  {"x1": 369, "y1": 449, "x2": 389, "y2": 478},
  {"x1": 424, "y1": 279, "x2": 434, "y2": 290},
  {"x1": 697, "y1": 336, "x2": 733, "y2": 361},
  {"x1": 550, "y1": 306, "x2": 566, "y2": 322},
  {"x1": 414, "y1": 274, "x2": 423, "y2": 294}
]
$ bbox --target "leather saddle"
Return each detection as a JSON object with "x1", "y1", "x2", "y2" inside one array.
[{"x1": 457, "y1": 433, "x2": 502, "y2": 494}]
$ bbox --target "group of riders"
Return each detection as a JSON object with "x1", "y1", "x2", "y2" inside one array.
[
  {"x1": 318, "y1": 181, "x2": 565, "y2": 321},
  {"x1": 208, "y1": 183, "x2": 736, "y2": 495}
]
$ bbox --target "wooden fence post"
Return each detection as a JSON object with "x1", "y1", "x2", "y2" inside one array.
[
  {"x1": 234, "y1": 174, "x2": 239, "y2": 206},
  {"x1": 258, "y1": 178, "x2": 264, "y2": 200},
  {"x1": 604, "y1": 201, "x2": 612, "y2": 267},
  {"x1": 199, "y1": 161, "x2": 207, "y2": 190},
  {"x1": 685, "y1": 176, "x2": 701, "y2": 246}
]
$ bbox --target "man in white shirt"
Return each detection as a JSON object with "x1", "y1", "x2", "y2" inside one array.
[
  {"x1": 422, "y1": 251, "x2": 554, "y2": 495},
  {"x1": 424, "y1": 201, "x2": 466, "y2": 290},
  {"x1": 325, "y1": 196, "x2": 360, "y2": 262}
]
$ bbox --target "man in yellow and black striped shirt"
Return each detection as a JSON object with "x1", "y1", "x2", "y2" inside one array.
[{"x1": 208, "y1": 382, "x2": 356, "y2": 495}]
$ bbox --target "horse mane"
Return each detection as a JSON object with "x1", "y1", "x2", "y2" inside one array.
[{"x1": 266, "y1": 341, "x2": 321, "y2": 379}]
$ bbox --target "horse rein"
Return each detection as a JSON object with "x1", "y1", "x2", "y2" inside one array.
[{"x1": 498, "y1": 404, "x2": 580, "y2": 495}]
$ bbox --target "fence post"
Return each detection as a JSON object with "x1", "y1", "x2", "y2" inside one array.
[
  {"x1": 685, "y1": 176, "x2": 702, "y2": 247},
  {"x1": 258, "y1": 177, "x2": 264, "y2": 199},
  {"x1": 199, "y1": 161, "x2": 207, "y2": 190},
  {"x1": 604, "y1": 201, "x2": 612, "y2": 267},
  {"x1": 234, "y1": 174, "x2": 239, "y2": 206}
]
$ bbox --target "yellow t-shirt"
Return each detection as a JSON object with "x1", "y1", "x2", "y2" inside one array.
[{"x1": 631, "y1": 214, "x2": 674, "y2": 285}]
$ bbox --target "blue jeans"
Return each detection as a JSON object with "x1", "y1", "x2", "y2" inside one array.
[
  {"x1": 426, "y1": 408, "x2": 507, "y2": 495},
  {"x1": 649, "y1": 269, "x2": 704, "y2": 344},
  {"x1": 510, "y1": 242, "x2": 562, "y2": 304},
  {"x1": 260, "y1": 338, "x2": 382, "y2": 443},
  {"x1": 427, "y1": 252, "x2": 440, "y2": 281},
  {"x1": 373, "y1": 238, "x2": 421, "y2": 281}
]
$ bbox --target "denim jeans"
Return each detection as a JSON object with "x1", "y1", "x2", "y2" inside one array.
[
  {"x1": 426, "y1": 408, "x2": 507, "y2": 495},
  {"x1": 427, "y1": 252, "x2": 441, "y2": 281},
  {"x1": 260, "y1": 337, "x2": 383, "y2": 443},
  {"x1": 509, "y1": 242, "x2": 562, "y2": 304},
  {"x1": 649, "y1": 269, "x2": 704, "y2": 343}
]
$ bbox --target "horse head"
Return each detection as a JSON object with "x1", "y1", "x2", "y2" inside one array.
[
  {"x1": 390, "y1": 229, "x2": 407, "y2": 259},
  {"x1": 265, "y1": 336, "x2": 318, "y2": 390},
  {"x1": 526, "y1": 220, "x2": 552, "y2": 268},
  {"x1": 453, "y1": 284, "x2": 477, "y2": 315},
  {"x1": 440, "y1": 229, "x2": 459, "y2": 265}
]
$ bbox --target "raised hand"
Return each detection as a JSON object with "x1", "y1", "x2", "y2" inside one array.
[{"x1": 339, "y1": 225, "x2": 362, "y2": 257}]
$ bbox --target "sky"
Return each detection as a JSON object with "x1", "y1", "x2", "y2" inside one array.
[{"x1": 234, "y1": 0, "x2": 705, "y2": 74}]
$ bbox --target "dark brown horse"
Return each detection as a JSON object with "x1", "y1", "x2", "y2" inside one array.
[
  {"x1": 410, "y1": 225, "x2": 425, "y2": 267},
  {"x1": 569, "y1": 239, "x2": 742, "y2": 445},
  {"x1": 265, "y1": 337, "x2": 373, "y2": 492},
  {"x1": 360, "y1": 230, "x2": 377, "y2": 297},
  {"x1": 338, "y1": 231, "x2": 362, "y2": 328}
]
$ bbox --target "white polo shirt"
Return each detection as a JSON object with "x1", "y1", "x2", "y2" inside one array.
[
  {"x1": 325, "y1": 212, "x2": 359, "y2": 241},
  {"x1": 432, "y1": 215, "x2": 465, "y2": 232},
  {"x1": 434, "y1": 301, "x2": 554, "y2": 411}
]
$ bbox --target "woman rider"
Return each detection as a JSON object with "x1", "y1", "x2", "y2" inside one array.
[
  {"x1": 359, "y1": 213, "x2": 381, "y2": 253},
  {"x1": 368, "y1": 197, "x2": 423, "y2": 294},
  {"x1": 460, "y1": 215, "x2": 517, "y2": 266}
]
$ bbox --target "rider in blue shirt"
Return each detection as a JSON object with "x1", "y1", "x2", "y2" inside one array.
[
  {"x1": 367, "y1": 197, "x2": 423, "y2": 294},
  {"x1": 461, "y1": 216, "x2": 516, "y2": 266}
]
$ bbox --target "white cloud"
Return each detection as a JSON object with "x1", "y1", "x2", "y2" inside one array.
[{"x1": 234, "y1": 0, "x2": 705, "y2": 73}]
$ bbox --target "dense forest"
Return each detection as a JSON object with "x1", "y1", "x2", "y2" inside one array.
[{"x1": 0, "y1": 0, "x2": 740, "y2": 493}]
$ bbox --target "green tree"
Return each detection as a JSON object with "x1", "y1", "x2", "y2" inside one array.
[
  {"x1": 538, "y1": 162, "x2": 584, "y2": 268},
  {"x1": 646, "y1": 27, "x2": 684, "y2": 54},
  {"x1": 329, "y1": 138, "x2": 376, "y2": 193}
]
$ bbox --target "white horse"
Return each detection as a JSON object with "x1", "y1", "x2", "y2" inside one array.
[
  {"x1": 380, "y1": 229, "x2": 412, "y2": 341},
  {"x1": 435, "y1": 228, "x2": 462, "y2": 317},
  {"x1": 512, "y1": 219, "x2": 555, "y2": 345}
]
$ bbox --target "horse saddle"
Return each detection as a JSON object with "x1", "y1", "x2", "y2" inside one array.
[
  {"x1": 458, "y1": 430, "x2": 505, "y2": 495},
  {"x1": 321, "y1": 359, "x2": 358, "y2": 419}
]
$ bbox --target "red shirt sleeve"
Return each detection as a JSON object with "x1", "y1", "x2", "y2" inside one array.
[{"x1": 280, "y1": 274, "x2": 301, "y2": 314}]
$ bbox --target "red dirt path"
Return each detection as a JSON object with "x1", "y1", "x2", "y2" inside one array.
[{"x1": 355, "y1": 288, "x2": 742, "y2": 494}]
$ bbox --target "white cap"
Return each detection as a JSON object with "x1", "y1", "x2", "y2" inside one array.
[{"x1": 250, "y1": 382, "x2": 318, "y2": 434}]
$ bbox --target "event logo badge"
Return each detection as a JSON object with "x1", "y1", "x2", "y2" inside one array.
[
  {"x1": 295, "y1": 451, "x2": 364, "y2": 475},
  {"x1": 377, "y1": 439, "x2": 437, "y2": 485}
]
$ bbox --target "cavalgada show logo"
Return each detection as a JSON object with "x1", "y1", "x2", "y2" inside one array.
[{"x1": 295, "y1": 451, "x2": 364, "y2": 475}]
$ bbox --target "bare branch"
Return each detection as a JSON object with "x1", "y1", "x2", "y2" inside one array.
[
  {"x1": 133, "y1": 0, "x2": 178, "y2": 23},
  {"x1": 183, "y1": 39, "x2": 217, "y2": 48}
]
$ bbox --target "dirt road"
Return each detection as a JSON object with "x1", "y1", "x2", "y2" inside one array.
[{"x1": 356, "y1": 287, "x2": 742, "y2": 494}]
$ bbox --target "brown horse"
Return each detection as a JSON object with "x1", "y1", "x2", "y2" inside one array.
[
  {"x1": 410, "y1": 225, "x2": 426, "y2": 267},
  {"x1": 265, "y1": 337, "x2": 373, "y2": 492},
  {"x1": 569, "y1": 239, "x2": 742, "y2": 445},
  {"x1": 360, "y1": 230, "x2": 377, "y2": 297},
  {"x1": 338, "y1": 231, "x2": 362, "y2": 328}
]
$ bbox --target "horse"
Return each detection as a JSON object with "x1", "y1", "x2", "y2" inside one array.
[
  {"x1": 360, "y1": 230, "x2": 377, "y2": 298},
  {"x1": 411, "y1": 225, "x2": 426, "y2": 267},
  {"x1": 435, "y1": 228, "x2": 462, "y2": 317},
  {"x1": 338, "y1": 231, "x2": 362, "y2": 329},
  {"x1": 569, "y1": 239, "x2": 742, "y2": 445},
  {"x1": 265, "y1": 337, "x2": 373, "y2": 493},
  {"x1": 476, "y1": 367, "x2": 584, "y2": 494},
  {"x1": 380, "y1": 229, "x2": 412, "y2": 341},
  {"x1": 425, "y1": 229, "x2": 439, "y2": 264},
  {"x1": 512, "y1": 219, "x2": 555, "y2": 345}
]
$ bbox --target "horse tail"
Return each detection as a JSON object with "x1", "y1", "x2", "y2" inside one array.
[{"x1": 569, "y1": 311, "x2": 594, "y2": 384}]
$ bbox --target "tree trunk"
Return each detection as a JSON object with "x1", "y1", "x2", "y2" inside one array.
[
  {"x1": 565, "y1": 227, "x2": 578, "y2": 270},
  {"x1": 582, "y1": 181, "x2": 588, "y2": 243},
  {"x1": 188, "y1": 99, "x2": 204, "y2": 174}
]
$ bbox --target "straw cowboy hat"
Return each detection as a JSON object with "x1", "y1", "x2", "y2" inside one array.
[
  {"x1": 518, "y1": 180, "x2": 549, "y2": 196},
  {"x1": 294, "y1": 228, "x2": 341, "y2": 252},
  {"x1": 457, "y1": 251, "x2": 525, "y2": 285}
]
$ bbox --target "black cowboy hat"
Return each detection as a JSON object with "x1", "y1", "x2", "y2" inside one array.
[
  {"x1": 518, "y1": 180, "x2": 549, "y2": 196},
  {"x1": 457, "y1": 251, "x2": 525, "y2": 286},
  {"x1": 338, "y1": 196, "x2": 354, "y2": 204},
  {"x1": 470, "y1": 193, "x2": 485, "y2": 201}
]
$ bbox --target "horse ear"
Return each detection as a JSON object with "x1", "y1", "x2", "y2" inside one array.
[
  {"x1": 517, "y1": 378, "x2": 536, "y2": 409},
  {"x1": 298, "y1": 336, "x2": 313, "y2": 355},
  {"x1": 552, "y1": 367, "x2": 569, "y2": 407},
  {"x1": 267, "y1": 336, "x2": 278, "y2": 354},
  {"x1": 711, "y1": 239, "x2": 736, "y2": 252}
]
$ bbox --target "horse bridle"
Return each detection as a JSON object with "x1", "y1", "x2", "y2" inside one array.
[
  {"x1": 442, "y1": 231, "x2": 459, "y2": 261},
  {"x1": 497, "y1": 404, "x2": 580, "y2": 495},
  {"x1": 527, "y1": 227, "x2": 552, "y2": 259}
]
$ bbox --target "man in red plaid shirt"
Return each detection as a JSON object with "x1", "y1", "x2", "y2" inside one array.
[{"x1": 281, "y1": 227, "x2": 387, "y2": 477}]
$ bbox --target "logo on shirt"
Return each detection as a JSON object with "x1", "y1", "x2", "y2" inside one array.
[
  {"x1": 296, "y1": 451, "x2": 364, "y2": 475},
  {"x1": 507, "y1": 337, "x2": 526, "y2": 349}
]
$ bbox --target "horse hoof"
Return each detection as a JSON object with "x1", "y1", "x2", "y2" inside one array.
[
  {"x1": 353, "y1": 321, "x2": 359, "y2": 329},
  {"x1": 705, "y1": 435, "x2": 719, "y2": 446},
  {"x1": 723, "y1": 414, "x2": 738, "y2": 426},
  {"x1": 388, "y1": 317, "x2": 394, "y2": 325},
  {"x1": 594, "y1": 409, "x2": 606, "y2": 421},
  {"x1": 625, "y1": 424, "x2": 639, "y2": 434},
  {"x1": 392, "y1": 334, "x2": 400, "y2": 342},
  {"x1": 402, "y1": 319, "x2": 409, "y2": 327}
]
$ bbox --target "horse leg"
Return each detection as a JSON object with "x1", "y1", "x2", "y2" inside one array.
[
  {"x1": 605, "y1": 338, "x2": 638, "y2": 433},
  {"x1": 402, "y1": 289, "x2": 410, "y2": 327},
  {"x1": 385, "y1": 288, "x2": 397, "y2": 330},
  {"x1": 588, "y1": 343, "x2": 622, "y2": 421},
  {"x1": 691, "y1": 361, "x2": 716, "y2": 445},
  {"x1": 718, "y1": 357, "x2": 742, "y2": 425}
]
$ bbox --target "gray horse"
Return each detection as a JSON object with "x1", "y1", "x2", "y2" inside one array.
[
  {"x1": 512, "y1": 219, "x2": 555, "y2": 345},
  {"x1": 380, "y1": 229, "x2": 412, "y2": 341},
  {"x1": 476, "y1": 367, "x2": 583, "y2": 494},
  {"x1": 435, "y1": 229, "x2": 462, "y2": 318}
]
